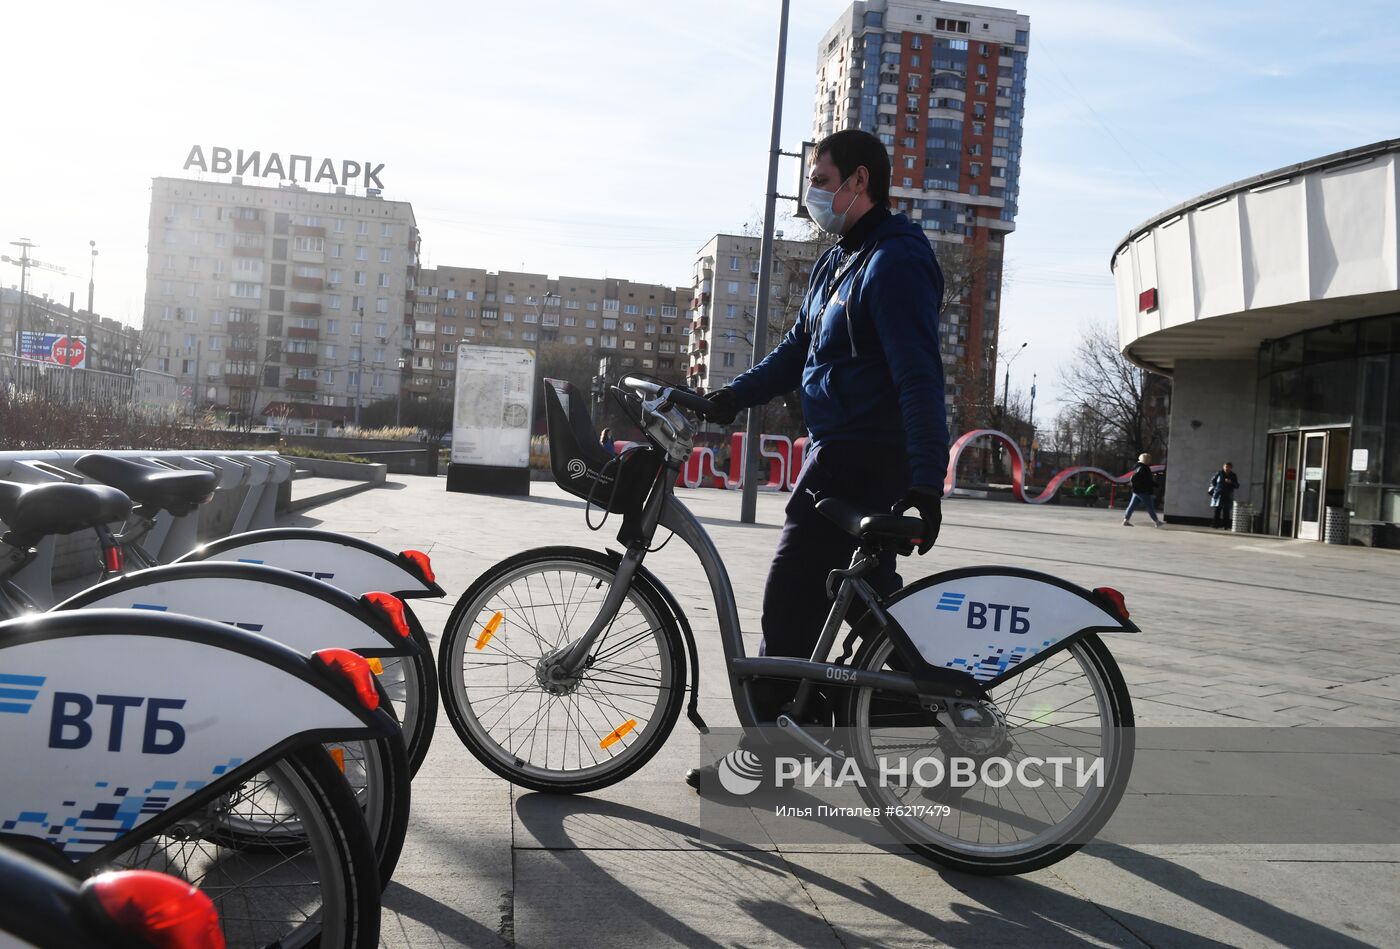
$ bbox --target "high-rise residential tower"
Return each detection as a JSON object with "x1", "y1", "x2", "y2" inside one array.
[{"x1": 815, "y1": 0, "x2": 1029, "y2": 427}]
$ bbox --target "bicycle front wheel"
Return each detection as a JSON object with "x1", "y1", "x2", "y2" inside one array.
[
  {"x1": 374, "y1": 614, "x2": 438, "y2": 777},
  {"x1": 100, "y1": 745, "x2": 381, "y2": 948},
  {"x1": 840, "y1": 631, "x2": 1134, "y2": 875},
  {"x1": 440, "y1": 547, "x2": 684, "y2": 793}
]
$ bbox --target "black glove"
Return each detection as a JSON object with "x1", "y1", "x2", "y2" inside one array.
[
  {"x1": 893, "y1": 487, "x2": 942, "y2": 554},
  {"x1": 703, "y1": 387, "x2": 741, "y2": 425}
]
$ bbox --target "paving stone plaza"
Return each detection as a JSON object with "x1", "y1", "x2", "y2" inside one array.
[{"x1": 299, "y1": 477, "x2": 1400, "y2": 948}]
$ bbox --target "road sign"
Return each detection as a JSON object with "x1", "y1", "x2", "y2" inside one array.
[{"x1": 51, "y1": 336, "x2": 87, "y2": 367}]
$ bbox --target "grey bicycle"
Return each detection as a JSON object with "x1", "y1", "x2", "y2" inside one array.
[{"x1": 439, "y1": 377, "x2": 1138, "y2": 874}]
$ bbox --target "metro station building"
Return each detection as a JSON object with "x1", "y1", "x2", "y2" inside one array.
[{"x1": 1113, "y1": 139, "x2": 1400, "y2": 548}]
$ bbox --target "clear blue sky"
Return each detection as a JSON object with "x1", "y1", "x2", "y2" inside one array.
[{"x1": 2, "y1": 0, "x2": 1396, "y2": 414}]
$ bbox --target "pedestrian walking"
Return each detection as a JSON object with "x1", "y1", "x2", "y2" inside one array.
[
  {"x1": 598, "y1": 428, "x2": 616, "y2": 458},
  {"x1": 1122, "y1": 453, "x2": 1161, "y2": 527},
  {"x1": 1209, "y1": 461, "x2": 1240, "y2": 529}
]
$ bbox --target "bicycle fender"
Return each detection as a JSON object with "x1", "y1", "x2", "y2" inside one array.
[
  {"x1": 884, "y1": 566, "x2": 1138, "y2": 689},
  {"x1": 50, "y1": 562, "x2": 417, "y2": 658},
  {"x1": 606, "y1": 548, "x2": 708, "y2": 735},
  {"x1": 0, "y1": 609, "x2": 395, "y2": 863},
  {"x1": 177, "y1": 528, "x2": 446, "y2": 599}
]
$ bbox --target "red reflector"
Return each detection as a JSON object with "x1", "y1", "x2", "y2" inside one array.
[
  {"x1": 362, "y1": 591, "x2": 411, "y2": 638},
  {"x1": 1094, "y1": 586, "x2": 1130, "y2": 621},
  {"x1": 400, "y1": 549, "x2": 435, "y2": 584},
  {"x1": 103, "y1": 546, "x2": 124, "y2": 573},
  {"x1": 89, "y1": 870, "x2": 225, "y2": 949},
  {"x1": 314, "y1": 648, "x2": 380, "y2": 711}
]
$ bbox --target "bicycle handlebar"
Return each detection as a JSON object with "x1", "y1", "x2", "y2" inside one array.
[{"x1": 620, "y1": 376, "x2": 716, "y2": 420}]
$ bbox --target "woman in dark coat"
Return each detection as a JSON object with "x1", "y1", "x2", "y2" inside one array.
[{"x1": 1209, "y1": 461, "x2": 1240, "y2": 529}]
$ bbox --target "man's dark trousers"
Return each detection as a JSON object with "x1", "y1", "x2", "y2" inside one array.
[{"x1": 753, "y1": 440, "x2": 912, "y2": 721}]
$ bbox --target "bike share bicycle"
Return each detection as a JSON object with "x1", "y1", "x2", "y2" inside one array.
[
  {"x1": 0, "y1": 602, "x2": 392, "y2": 948},
  {"x1": 439, "y1": 377, "x2": 1138, "y2": 875},
  {"x1": 73, "y1": 452, "x2": 443, "y2": 776},
  {"x1": 0, "y1": 476, "x2": 413, "y2": 888}
]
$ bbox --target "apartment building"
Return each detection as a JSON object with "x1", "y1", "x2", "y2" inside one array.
[
  {"x1": 141, "y1": 176, "x2": 419, "y2": 422},
  {"x1": 686, "y1": 233, "x2": 825, "y2": 394},
  {"x1": 411, "y1": 267, "x2": 690, "y2": 398},
  {"x1": 814, "y1": 0, "x2": 1029, "y2": 426}
]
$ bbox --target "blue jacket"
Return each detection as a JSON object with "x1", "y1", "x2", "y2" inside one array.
[{"x1": 727, "y1": 211, "x2": 950, "y2": 488}]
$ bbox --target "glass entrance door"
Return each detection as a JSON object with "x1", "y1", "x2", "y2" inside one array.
[
  {"x1": 1267, "y1": 432, "x2": 1301, "y2": 538},
  {"x1": 1297, "y1": 432, "x2": 1327, "y2": 541}
]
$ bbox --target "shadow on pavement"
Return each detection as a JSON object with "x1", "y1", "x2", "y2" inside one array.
[{"x1": 515, "y1": 794, "x2": 1371, "y2": 948}]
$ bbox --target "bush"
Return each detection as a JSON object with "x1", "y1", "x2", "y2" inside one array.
[{"x1": 0, "y1": 392, "x2": 243, "y2": 451}]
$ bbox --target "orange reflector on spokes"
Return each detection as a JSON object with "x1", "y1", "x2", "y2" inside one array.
[
  {"x1": 366, "y1": 657, "x2": 384, "y2": 675},
  {"x1": 329, "y1": 747, "x2": 346, "y2": 772},
  {"x1": 599, "y1": 719, "x2": 638, "y2": 750},
  {"x1": 476, "y1": 611, "x2": 503, "y2": 650}
]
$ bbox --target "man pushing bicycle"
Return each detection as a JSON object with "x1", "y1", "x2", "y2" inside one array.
[{"x1": 690, "y1": 128, "x2": 951, "y2": 791}]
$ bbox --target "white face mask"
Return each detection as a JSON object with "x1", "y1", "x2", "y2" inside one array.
[{"x1": 805, "y1": 175, "x2": 852, "y2": 234}]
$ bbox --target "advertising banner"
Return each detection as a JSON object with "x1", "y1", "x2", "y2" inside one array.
[
  {"x1": 451, "y1": 346, "x2": 536, "y2": 468},
  {"x1": 19, "y1": 332, "x2": 88, "y2": 369}
]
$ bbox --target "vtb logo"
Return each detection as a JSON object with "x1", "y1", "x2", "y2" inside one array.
[
  {"x1": 48, "y1": 692, "x2": 187, "y2": 755},
  {"x1": 935, "y1": 591, "x2": 1031, "y2": 634}
]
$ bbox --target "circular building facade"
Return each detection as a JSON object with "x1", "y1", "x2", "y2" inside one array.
[{"x1": 1112, "y1": 139, "x2": 1400, "y2": 547}]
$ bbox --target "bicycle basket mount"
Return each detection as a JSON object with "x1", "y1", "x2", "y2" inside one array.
[{"x1": 543, "y1": 378, "x2": 662, "y2": 521}]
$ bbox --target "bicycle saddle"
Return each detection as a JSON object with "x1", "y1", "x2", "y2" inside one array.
[
  {"x1": 75, "y1": 454, "x2": 217, "y2": 517},
  {"x1": 0, "y1": 480, "x2": 132, "y2": 543},
  {"x1": 815, "y1": 496, "x2": 924, "y2": 544}
]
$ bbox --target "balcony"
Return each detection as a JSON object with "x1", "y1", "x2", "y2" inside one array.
[
  {"x1": 289, "y1": 302, "x2": 322, "y2": 317},
  {"x1": 232, "y1": 245, "x2": 264, "y2": 257},
  {"x1": 284, "y1": 377, "x2": 317, "y2": 392},
  {"x1": 288, "y1": 326, "x2": 320, "y2": 340},
  {"x1": 291, "y1": 276, "x2": 324, "y2": 291},
  {"x1": 233, "y1": 217, "x2": 263, "y2": 232},
  {"x1": 227, "y1": 341, "x2": 259, "y2": 356},
  {"x1": 224, "y1": 373, "x2": 258, "y2": 387},
  {"x1": 290, "y1": 224, "x2": 326, "y2": 238},
  {"x1": 693, "y1": 315, "x2": 709, "y2": 332},
  {"x1": 286, "y1": 352, "x2": 318, "y2": 367}
]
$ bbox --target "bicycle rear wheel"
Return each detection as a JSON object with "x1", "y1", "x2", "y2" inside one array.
[
  {"x1": 99, "y1": 746, "x2": 381, "y2": 948},
  {"x1": 375, "y1": 614, "x2": 438, "y2": 776},
  {"x1": 440, "y1": 547, "x2": 685, "y2": 793},
  {"x1": 839, "y1": 631, "x2": 1134, "y2": 875}
]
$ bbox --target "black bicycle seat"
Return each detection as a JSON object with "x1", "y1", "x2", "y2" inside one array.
[
  {"x1": 815, "y1": 496, "x2": 924, "y2": 544},
  {"x1": 0, "y1": 480, "x2": 132, "y2": 543},
  {"x1": 75, "y1": 454, "x2": 217, "y2": 517}
]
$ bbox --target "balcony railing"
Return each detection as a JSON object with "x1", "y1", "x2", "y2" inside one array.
[
  {"x1": 286, "y1": 352, "x2": 317, "y2": 367},
  {"x1": 233, "y1": 218, "x2": 263, "y2": 232},
  {"x1": 224, "y1": 373, "x2": 258, "y2": 387},
  {"x1": 227, "y1": 342, "x2": 259, "y2": 356},
  {"x1": 284, "y1": 377, "x2": 317, "y2": 392},
  {"x1": 290, "y1": 224, "x2": 326, "y2": 238},
  {"x1": 291, "y1": 276, "x2": 324, "y2": 291},
  {"x1": 289, "y1": 302, "x2": 322, "y2": 317},
  {"x1": 232, "y1": 245, "x2": 264, "y2": 257},
  {"x1": 287, "y1": 326, "x2": 320, "y2": 340}
]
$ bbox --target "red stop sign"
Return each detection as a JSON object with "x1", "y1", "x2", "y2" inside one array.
[{"x1": 52, "y1": 336, "x2": 86, "y2": 367}]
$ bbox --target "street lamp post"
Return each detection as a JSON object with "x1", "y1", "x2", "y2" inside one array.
[
  {"x1": 1000, "y1": 340, "x2": 1027, "y2": 421},
  {"x1": 87, "y1": 240, "x2": 98, "y2": 314},
  {"x1": 5, "y1": 239, "x2": 37, "y2": 355}
]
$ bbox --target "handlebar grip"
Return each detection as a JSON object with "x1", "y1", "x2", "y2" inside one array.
[
  {"x1": 621, "y1": 376, "x2": 661, "y2": 396},
  {"x1": 664, "y1": 387, "x2": 715, "y2": 416}
]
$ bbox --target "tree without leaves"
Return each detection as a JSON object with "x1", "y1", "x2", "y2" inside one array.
[{"x1": 1056, "y1": 323, "x2": 1169, "y2": 470}]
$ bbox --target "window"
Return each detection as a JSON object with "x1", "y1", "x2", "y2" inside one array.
[
  {"x1": 326, "y1": 319, "x2": 339, "y2": 334},
  {"x1": 375, "y1": 323, "x2": 387, "y2": 338},
  {"x1": 328, "y1": 294, "x2": 342, "y2": 310},
  {"x1": 232, "y1": 282, "x2": 261, "y2": 299},
  {"x1": 661, "y1": 304, "x2": 677, "y2": 317},
  {"x1": 726, "y1": 281, "x2": 739, "y2": 294},
  {"x1": 292, "y1": 236, "x2": 324, "y2": 252},
  {"x1": 351, "y1": 322, "x2": 362, "y2": 336},
  {"x1": 504, "y1": 293, "x2": 516, "y2": 304},
  {"x1": 723, "y1": 352, "x2": 735, "y2": 368},
  {"x1": 624, "y1": 304, "x2": 638, "y2": 315},
  {"x1": 602, "y1": 318, "x2": 617, "y2": 330},
  {"x1": 376, "y1": 298, "x2": 389, "y2": 313},
  {"x1": 379, "y1": 248, "x2": 392, "y2": 263},
  {"x1": 355, "y1": 246, "x2": 368, "y2": 261},
  {"x1": 729, "y1": 256, "x2": 741, "y2": 270},
  {"x1": 356, "y1": 221, "x2": 368, "y2": 236},
  {"x1": 726, "y1": 304, "x2": 737, "y2": 318},
  {"x1": 381, "y1": 223, "x2": 393, "y2": 237},
  {"x1": 603, "y1": 299, "x2": 619, "y2": 311},
  {"x1": 377, "y1": 273, "x2": 391, "y2": 288},
  {"x1": 354, "y1": 271, "x2": 366, "y2": 286}
]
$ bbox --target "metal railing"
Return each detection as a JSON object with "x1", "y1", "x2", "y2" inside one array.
[{"x1": 0, "y1": 354, "x2": 179, "y2": 414}]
